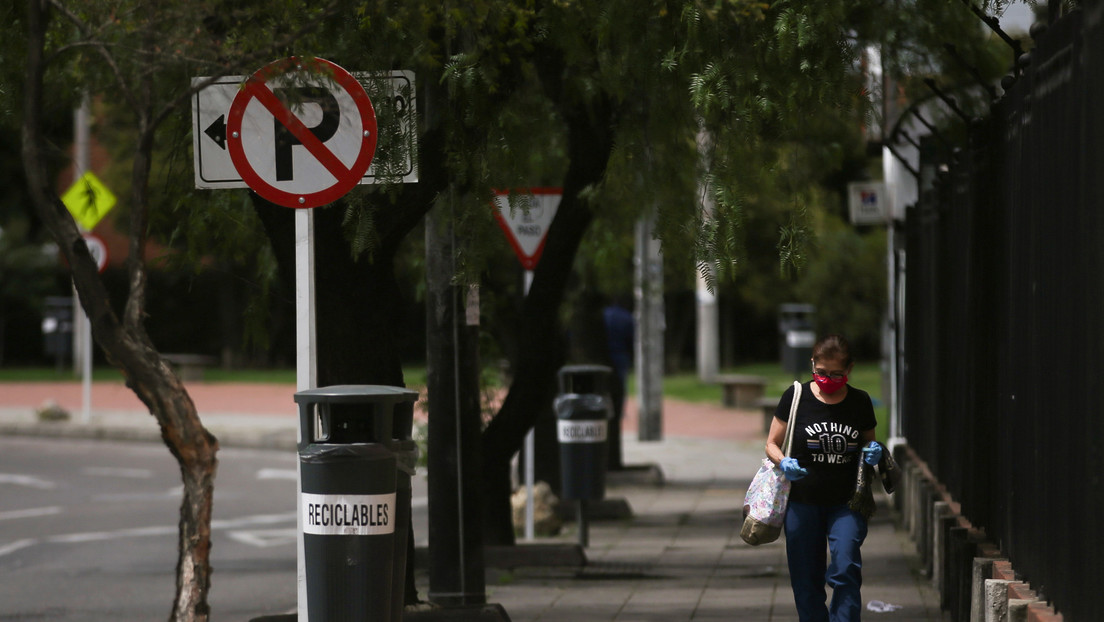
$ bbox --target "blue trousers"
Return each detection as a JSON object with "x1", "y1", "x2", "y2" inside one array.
[{"x1": 783, "y1": 501, "x2": 868, "y2": 622}]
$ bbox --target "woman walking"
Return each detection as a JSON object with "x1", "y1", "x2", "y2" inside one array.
[{"x1": 765, "y1": 334, "x2": 882, "y2": 621}]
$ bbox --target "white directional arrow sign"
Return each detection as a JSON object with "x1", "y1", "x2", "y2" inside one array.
[{"x1": 192, "y1": 69, "x2": 417, "y2": 189}]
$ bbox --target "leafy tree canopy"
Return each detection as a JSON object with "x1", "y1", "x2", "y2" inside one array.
[{"x1": 3, "y1": 0, "x2": 1015, "y2": 359}]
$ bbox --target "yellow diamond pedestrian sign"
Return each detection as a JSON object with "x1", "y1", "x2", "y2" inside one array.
[{"x1": 62, "y1": 171, "x2": 116, "y2": 230}]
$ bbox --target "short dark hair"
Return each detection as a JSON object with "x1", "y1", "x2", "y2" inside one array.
[{"x1": 812, "y1": 334, "x2": 852, "y2": 367}]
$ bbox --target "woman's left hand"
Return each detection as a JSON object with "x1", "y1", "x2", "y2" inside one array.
[{"x1": 862, "y1": 441, "x2": 882, "y2": 465}]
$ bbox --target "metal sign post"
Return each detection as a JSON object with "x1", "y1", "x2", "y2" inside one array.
[
  {"x1": 492, "y1": 189, "x2": 560, "y2": 540},
  {"x1": 64, "y1": 93, "x2": 116, "y2": 424},
  {"x1": 191, "y1": 58, "x2": 418, "y2": 620}
]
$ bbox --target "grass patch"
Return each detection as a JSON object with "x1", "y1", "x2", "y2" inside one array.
[{"x1": 638, "y1": 362, "x2": 883, "y2": 403}]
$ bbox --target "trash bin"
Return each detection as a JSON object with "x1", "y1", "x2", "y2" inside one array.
[
  {"x1": 294, "y1": 385, "x2": 419, "y2": 622},
  {"x1": 42, "y1": 296, "x2": 73, "y2": 368},
  {"x1": 778, "y1": 304, "x2": 816, "y2": 376},
  {"x1": 554, "y1": 365, "x2": 613, "y2": 501}
]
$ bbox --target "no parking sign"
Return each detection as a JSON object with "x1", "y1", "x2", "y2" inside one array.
[{"x1": 226, "y1": 57, "x2": 378, "y2": 208}]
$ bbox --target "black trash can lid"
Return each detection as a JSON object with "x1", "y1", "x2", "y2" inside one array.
[
  {"x1": 558, "y1": 365, "x2": 613, "y2": 394},
  {"x1": 554, "y1": 393, "x2": 612, "y2": 419},
  {"x1": 294, "y1": 384, "x2": 419, "y2": 406}
]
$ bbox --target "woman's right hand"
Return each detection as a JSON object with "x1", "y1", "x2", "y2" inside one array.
[{"x1": 780, "y1": 457, "x2": 807, "y2": 481}]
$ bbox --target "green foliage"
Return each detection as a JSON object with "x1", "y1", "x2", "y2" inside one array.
[
  {"x1": 0, "y1": 221, "x2": 60, "y2": 315},
  {"x1": 323, "y1": 0, "x2": 907, "y2": 296},
  {"x1": 5, "y1": 0, "x2": 1004, "y2": 367},
  {"x1": 794, "y1": 224, "x2": 887, "y2": 355},
  {"x1": 777, "y1": 198, "x2": 811, "y2": 279}
]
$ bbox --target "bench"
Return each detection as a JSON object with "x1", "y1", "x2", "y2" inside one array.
[
  {"x1": 163, "y1": 353, "x2": 218, "y2": 382},
  {"x1": 755, "y1": 396, "x2": 780, "y2": 435},
  {"x1": 715, "y1": 374, "x2": 768, "y2": 409}
]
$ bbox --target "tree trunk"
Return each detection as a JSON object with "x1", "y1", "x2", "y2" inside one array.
[
  {"x1": 424, "y1": 197, "x2": 488, "y2": 604},
  {"x1": 480, "y1": 56, "x2": 617, "y2": 543},
  {"x1": 22, "y1": 3, "x2": 218, "y2": 620}
]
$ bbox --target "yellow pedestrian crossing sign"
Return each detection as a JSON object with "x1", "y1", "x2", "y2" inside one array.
[{"x1": 62, "y1": 171, "x2": 116, "y2": 230}]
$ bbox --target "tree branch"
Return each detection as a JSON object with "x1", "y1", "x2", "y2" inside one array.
[
  {"x1": 45, "y1": 0, "x2": 141, "y2": 112},
  {"x1": 151, "y1": 0, "x2": 345, "y2": 131}
]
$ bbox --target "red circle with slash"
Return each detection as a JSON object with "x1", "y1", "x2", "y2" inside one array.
[{"x1": 227, "y1": 57, "x2": 377, "y2": 208}]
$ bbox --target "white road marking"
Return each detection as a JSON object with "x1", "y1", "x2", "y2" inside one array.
[
  {"x1": 0, "y1": 512, "x2": 298, "y2": 558},
  {"x1": 0, "y1": 474, "x2": 56, "y2": 490},
  {"x1": 227, "y1": 528, "x2": 297, "y2": 548},
  {"x1": 210, "y1": 513, "x2": 296, "y2": 529},
  {"x1": 51, "y1": 525, "x2": 177, "y2": 544},
  {"x1": 257, "y1": 468, "x2": 298, "y2": 480},
  {"x1": 82, "y1": 467, "x2": 153, "y2": 479},
  {"x1": 0, "y1": 506, "x2": 62, "y2": 521},
  {"x1": 0, "y1": 539, "x2": 37, "y2": 557},
  {"x1": 93, "y1": 485, "x2": 183, "y2": 501}
]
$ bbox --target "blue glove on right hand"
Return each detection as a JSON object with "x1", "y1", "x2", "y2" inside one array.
[{"x1": 780, "y1": 457, "x2": 807, "y2": 481}]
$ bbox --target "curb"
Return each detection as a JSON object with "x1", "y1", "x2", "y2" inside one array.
[{"x1": 0, "y1": 422, "x2": 298, "y2": 451}]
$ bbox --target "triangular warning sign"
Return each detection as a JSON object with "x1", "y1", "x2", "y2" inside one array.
[{"x1": 492, "y1": 188, "x2": 561, "y2": 270}]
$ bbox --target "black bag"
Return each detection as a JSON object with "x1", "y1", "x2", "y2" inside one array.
[{"x1": 847, "y1": 442, "x2": 900, "y2": 519}]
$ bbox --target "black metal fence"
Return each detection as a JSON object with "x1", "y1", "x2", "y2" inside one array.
[{"x1": 900, "y1": 7, "x2": 1104, "y2": 620}]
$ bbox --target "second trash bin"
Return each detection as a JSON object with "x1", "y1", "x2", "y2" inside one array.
[
  {"x1": 554, "y1": 365, "x2": 614, "y2": 502},
  {"x1": 294, "y1": 385, "x2": 419, "y2": 622},
  {"x1": 779, "y1": 303, "x2": 816, "y2": 376},
  {"x1": 554, "y1": 365, "x2": 613, "y2": 547}
]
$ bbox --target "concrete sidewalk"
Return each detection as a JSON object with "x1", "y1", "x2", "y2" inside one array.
[
  {"x1": 0, "y1": 381, "x2": 947, "y2": 621},
  {"x1": 471, "y1": 434, "x2": 946, "y2": 622}
]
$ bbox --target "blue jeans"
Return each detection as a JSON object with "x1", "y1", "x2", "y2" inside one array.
[{"x1": 784, "y1": 501, "x2": 868, "y2": 622}]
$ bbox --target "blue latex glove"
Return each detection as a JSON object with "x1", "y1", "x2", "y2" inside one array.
[
  {"x1": 780, "y1": 457, "x2": 807, "y2": 481},
  {"x1": 862, "y1": 441, "x2": 883, "y2": 466}
]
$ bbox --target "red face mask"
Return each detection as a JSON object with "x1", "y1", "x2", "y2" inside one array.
[{"x1": 814, "y1": 374, "x2": 848, "y2": 394}]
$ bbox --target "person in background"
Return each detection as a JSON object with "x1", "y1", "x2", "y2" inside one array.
[
  {"x1": 602, "y1": 297, "x2": 634, "y2": 469},
  {"x1": 603, "y1": 298, "x2": 634, "y2": 404},
  {"x1": 765, "y1": 334, "x2": 881, "y2": 622}
]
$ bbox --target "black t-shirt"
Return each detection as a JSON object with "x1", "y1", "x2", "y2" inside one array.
[{"x1": 774, "y1": 381, "x2": 877, "y2": 505}]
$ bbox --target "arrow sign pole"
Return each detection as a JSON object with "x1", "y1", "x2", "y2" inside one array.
[{"x1": 492, "y1": 188, "x2": 559, "y2": 542}]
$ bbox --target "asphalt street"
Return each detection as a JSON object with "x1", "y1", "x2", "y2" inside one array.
[{"x1": 0, "y1": 436, "x2": 431, "y2": 621}]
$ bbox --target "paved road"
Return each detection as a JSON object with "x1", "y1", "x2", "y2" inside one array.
[{"x1": 0, "y1": 436, "x2": 430, "y2": 621}]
